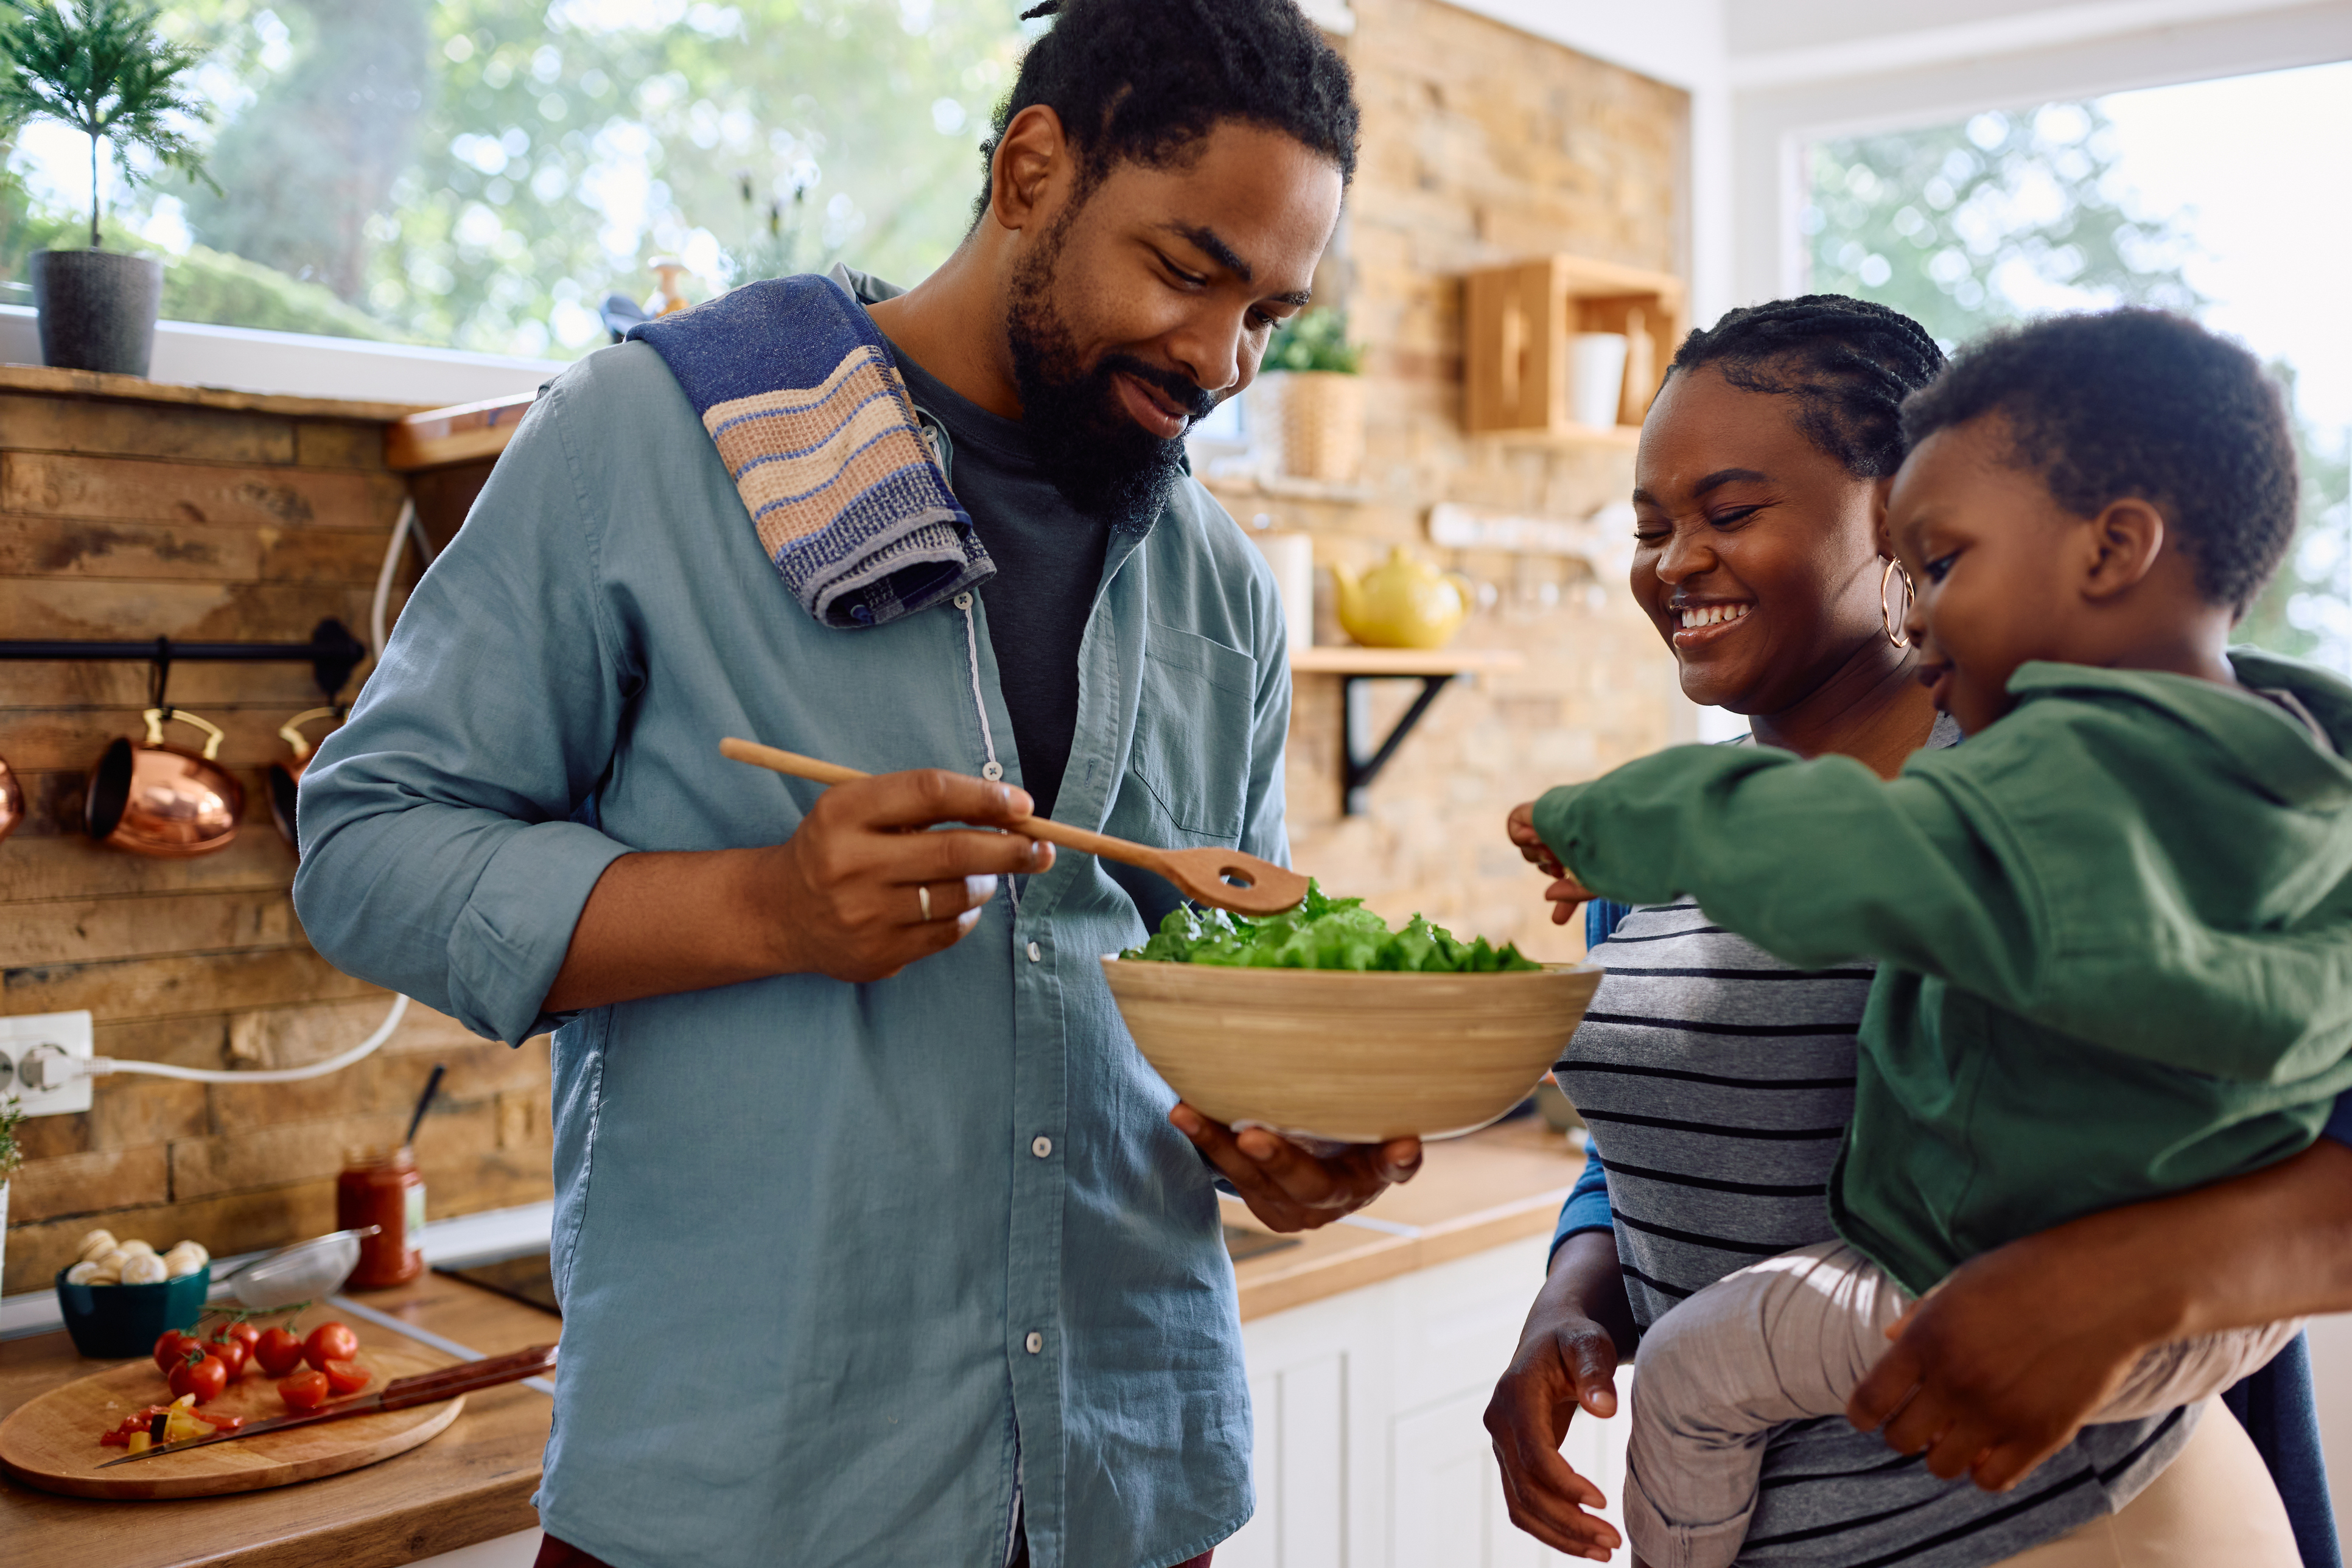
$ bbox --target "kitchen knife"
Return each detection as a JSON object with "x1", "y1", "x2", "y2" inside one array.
[{"x1": 97, "y1": 1342, "x2": 558, "y2": 1466}]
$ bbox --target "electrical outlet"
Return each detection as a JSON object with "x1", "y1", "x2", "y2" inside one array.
[{"x1": 0, "y1": 1010, "x2": 94, "y2": 1118}]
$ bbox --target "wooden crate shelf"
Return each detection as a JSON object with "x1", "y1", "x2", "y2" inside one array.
[{"x1": 1463, "y1": 254, "x2": 1687, "y2": 440}]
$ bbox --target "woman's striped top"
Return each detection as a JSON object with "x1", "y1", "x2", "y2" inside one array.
[{"x1": 1556, "y1": 876, "x2": 2194, "y2": 1564}]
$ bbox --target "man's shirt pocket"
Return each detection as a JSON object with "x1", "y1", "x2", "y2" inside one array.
[{"x1": 1116, "y1": 621, "x2": 1259, "y2": 845}]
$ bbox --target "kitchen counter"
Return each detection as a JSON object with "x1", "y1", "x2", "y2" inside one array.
[
  {"x1": 0, "y1": 1269, "x2": 561, "y2": 1568},
  {"x1": 0, "y1": 1118, "x2": 1583, "y2": 1567},
  {"x1": 1225, "y1": 1116, "x2": 1581, "y2": 1320}
]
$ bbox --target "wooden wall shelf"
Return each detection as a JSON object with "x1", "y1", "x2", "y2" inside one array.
[
  {"x1": 1463, "y1": 254, "x2": 1687, "y2": 440},
  {"x1": 1290, "y1": 646, "x2": 1524, "y2": 676},
  {"x1": 1289, "y1": 646, "x2": 1523, "y2": 813}
]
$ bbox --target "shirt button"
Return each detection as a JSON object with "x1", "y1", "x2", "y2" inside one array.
[
  {"x1": 1026, "y1": 941, "x2": 1042, "y2": 962},
  {"x1": 953, "y1": 592, "x2": 973, "y2": 610},
  {"x1": 981, "y1": 761, "x2": 1004, "y2": 781},
  {"x1": 1025, "y1": 1331, "x2": 1043, "y2": 1354},
  {"x1": 1032, "y1": 1135, "x2": 1052, "y2": 1158}
]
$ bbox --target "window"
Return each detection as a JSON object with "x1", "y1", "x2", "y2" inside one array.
[
  {"x1": 1804, "y1": 62, "x2": 2352, "y2": 672},
  {"x1": 1, "y1": 0, "x2": 1029, "y2": 357}
]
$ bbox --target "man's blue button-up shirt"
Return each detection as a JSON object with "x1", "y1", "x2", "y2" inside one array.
[{"x1": 292, "y1": 313, "x2": 1290, "y2": 1567}]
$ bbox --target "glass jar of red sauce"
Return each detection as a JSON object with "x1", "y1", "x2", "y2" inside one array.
[{"x1": 337, "y1": 1144, "x2": 425, "y2": 1289}]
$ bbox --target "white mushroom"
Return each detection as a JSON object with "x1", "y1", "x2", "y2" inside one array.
[
  {"x1": 94, "y1": 1247, "x2": 131, "y2": 1275},
  {"x1": 85, "y1": 1266, "x2": 122, "y2": 1286},
  {"x1": 65, "y1": 1261, "x2": 100, "y2": 1286},
  {"x1": 120, "y1": 1253, "x2": 170, "y2": 1285},
  {"x1": 167, "y1": 1240, "x2": 209, "y2": 1266},
  {"x1": 162, "y1": 1248, "x2": 205, "y2": 1278},
  {"x1": 118, "y1": 1239, "x2": 158, "y2": 1257},
  {"x1": 77, "y1": 1230, "x2": 119, "y2": 1264}
]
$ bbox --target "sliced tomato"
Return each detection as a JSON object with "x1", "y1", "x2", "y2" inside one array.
[
  {"x1": 278, "y1": 1369, "x2": 332, "y2": 1411},
  {"x1": 302, "y1": 1321, "x2": 359, "y2": 1372},
  {"x1": 321, "y1": 1359, "x2": 373, "y2": 1396},
  {"x1": 206, "y1": 1413, "x2": 245, "y2": 1434},
  {"x1": 97, "y1": 1429, "x2": 130, "y2": 1448}
]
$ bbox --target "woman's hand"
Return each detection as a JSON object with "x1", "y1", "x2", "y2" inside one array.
[
  {"x1": 1848, "y1": 1136, "x2": 2352, "y2": 1492},
  {"x1": 1485, "y1": 1231, "x2": 1636, "y2": 1561},
  {"x1": 1507, "y1": 801, "x2": 1595, "y2": 925}
]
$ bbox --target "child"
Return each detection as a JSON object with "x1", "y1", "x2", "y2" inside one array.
[{"x1": 1515, "y1": 310, "x2": 2352, "y2": 1568}]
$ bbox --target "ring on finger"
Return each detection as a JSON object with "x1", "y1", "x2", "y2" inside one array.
[{"x1": 918, "y1": 884, "x2": 933, "y2": 922}]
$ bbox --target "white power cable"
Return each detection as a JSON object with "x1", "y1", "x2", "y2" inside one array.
[
  {"x1": 83, "y1": 995, "x2": 410, "y2": 1084},
  {"x1": 74, "y1": 506, "x2": 429, "y2": 1090}
]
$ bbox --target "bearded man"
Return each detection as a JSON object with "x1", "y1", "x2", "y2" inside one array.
[{"x1": 292, "y1": 2, "x2": 1420, "y2": 1565}]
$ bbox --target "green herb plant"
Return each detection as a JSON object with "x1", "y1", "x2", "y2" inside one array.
[
  {"x1": 1261, "y1": 307, "x2": 1362, "y2": 375},
  {"x1": 0, "y1": 0, "x2": 214, "y2": 252},
  {"x1": 1123, "y1": 880, "x2": 1542, "y2": 972}
]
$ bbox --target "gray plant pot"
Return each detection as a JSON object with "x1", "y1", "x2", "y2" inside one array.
[{"x1": 30, "y1": 249, "x2": 164, "y2": 377}]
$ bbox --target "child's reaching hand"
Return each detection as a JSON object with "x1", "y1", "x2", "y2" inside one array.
[{"x1": 1507, "y1": 801, "x2": 1595, "y2": 925}]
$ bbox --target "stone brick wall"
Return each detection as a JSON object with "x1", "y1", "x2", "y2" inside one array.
[
  {"x1": 0, "y1": 375, "x2": 552, "y2": 1293},
  {"x1": 1233, "y1": 0, "x2": 1690, "y2": 957}
]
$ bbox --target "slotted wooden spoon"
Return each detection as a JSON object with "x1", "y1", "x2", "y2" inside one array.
[{"x1": 719, "y1": 737, "x2": 1309, "y2": 917}]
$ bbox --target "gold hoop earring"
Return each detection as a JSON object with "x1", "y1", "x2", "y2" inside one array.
[{"x1": 1880, "y1": 558, "x2": 1914, "y2": 649}]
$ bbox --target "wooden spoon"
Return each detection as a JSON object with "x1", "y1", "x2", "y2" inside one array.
[{"x1": 719, "y1": 737, "x2": 1309, "y2": 917}]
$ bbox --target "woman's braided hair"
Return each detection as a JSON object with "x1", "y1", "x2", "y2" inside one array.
[
  {"x1": 1665, "y1": 295, "x2": 1947, "y2": 478},
  {"x1": 984, "y1": 0, "x2": 1357, "y2": 219}
]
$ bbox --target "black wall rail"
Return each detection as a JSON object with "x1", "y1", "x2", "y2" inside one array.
[{"x1": 0, "y1": 620, "x2": 368, "y2": 699}]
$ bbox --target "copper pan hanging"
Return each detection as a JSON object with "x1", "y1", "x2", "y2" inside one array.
[{"x1": 85, "y1": 707, "x2": 244, "y2": 858}]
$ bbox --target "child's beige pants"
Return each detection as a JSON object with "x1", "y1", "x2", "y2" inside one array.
[{"x1": 1622, "y1": 1240, "x2": 2303, "y2": 1568}]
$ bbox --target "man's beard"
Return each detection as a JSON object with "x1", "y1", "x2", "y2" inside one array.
[{"x1": 1005, "y1": 234, "x2": 1216, "y2": 529}]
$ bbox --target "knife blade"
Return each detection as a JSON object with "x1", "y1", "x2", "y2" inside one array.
[{"x1": 97, "y1": 1342, "x2": 557, "y2": 1467}]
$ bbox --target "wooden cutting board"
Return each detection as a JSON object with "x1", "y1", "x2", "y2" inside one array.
[{"x1": 0, "y1": 1348, "x2": 464, "y2": 1500}]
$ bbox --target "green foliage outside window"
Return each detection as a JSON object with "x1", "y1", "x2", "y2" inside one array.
[
  {"x1": 1261, "y1": 306, "x2": 1359, "y2": 374},
  {"x1": 1808, "y1": 102, "x2": 2349, "y2": 663},
  {"x1": 90, "y1": 0, "x2": 1030, "y2": 359}
]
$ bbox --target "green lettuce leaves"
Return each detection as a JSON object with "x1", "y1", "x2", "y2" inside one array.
[{"x1": 1119, "y1": 881, "x2": 1543, "y2": 973}]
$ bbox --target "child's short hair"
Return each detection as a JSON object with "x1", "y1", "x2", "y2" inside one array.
[{"x1": 1900, "y1": 310, "x2": 2298, "y2": 612}]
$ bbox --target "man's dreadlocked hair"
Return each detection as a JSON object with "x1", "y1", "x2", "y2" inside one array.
[
  {"x1": 977, "y1": 0, "x2": 1358, "y2": 220},
  {"x1": 1665, "y1": 295, "x2": 1946, "y2": 479}
]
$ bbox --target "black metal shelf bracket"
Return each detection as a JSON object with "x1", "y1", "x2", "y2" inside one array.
[
  {"x1": 1342, "y1": 673, "x2": 1455, "y2": 816},
  {"x1": 0, "y1": 618, "x2": 368, "y2": 699}
]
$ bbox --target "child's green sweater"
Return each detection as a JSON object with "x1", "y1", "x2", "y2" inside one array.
[{"x1": 1532, "y1": 649, "x2": 2352, "y2": 1296}]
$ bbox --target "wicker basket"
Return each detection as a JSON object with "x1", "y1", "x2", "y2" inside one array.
[{"x1": 1277, "y1": 370, "x2": 1366, "y2": 483}]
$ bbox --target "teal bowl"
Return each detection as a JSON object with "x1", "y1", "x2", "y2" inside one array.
[{"x1": 54, "y1": 1264, "x2": 211, "y2": 1359}]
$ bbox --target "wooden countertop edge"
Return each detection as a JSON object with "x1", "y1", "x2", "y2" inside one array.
[
  {"x1": 184, "y1": 1458, "x2": 542, "y2": 1568},
  {"x1": 0, "y1": 362, "x2": 435, "y2": 422},
  {"x1": 1236, "y1": 1185, "x2": 1571, "y2": 1321}
]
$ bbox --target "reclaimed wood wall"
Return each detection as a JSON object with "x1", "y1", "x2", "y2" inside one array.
[{"x1": 1, "y1": 368, "x2": 552, "y2": 1294}]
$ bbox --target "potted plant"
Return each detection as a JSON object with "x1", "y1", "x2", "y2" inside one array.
[
  {"x1": 0, "y1": 1096, "x2": 23, "y2": 1292},
  {"x1": 0, "y1": 0, "x2": 213, "y2": 376},
  {"x1": 1262, "y1": 306, "x2": 1365, "y2": 483}
]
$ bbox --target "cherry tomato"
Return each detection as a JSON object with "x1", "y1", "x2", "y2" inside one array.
[
  {"x1": 254, "y1": 1326, "x2": 306, "y2": 1377},
  {"x1": 278, "y1": 1369, "x2": 332, "y2": 1411},
  {"x1": 303, "y1": 1322, "x2": 359, "y2": 1372},
  {"x1": 321, "y1": 1358, "x2": 373, "y2": 1396},
  {"x1": 205, "y1": 1332, "x2": 250, "y2": 1381},
  {"x1": 225, "y1": 1321, "x2": 264, "y2": 1354},
  {"x1": 167, "y1": 1350, "x2": 228, "y2": 1404},
  {"x1": 152, "y1": 1329, "x2": 201, "y2": 1376}
]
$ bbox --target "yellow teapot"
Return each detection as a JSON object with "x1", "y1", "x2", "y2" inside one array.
[{"x1": 1331, "y1": 545, "x2": 1475, "y2": 650}]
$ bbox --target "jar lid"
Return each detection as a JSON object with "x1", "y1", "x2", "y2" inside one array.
[{"x1": 342, "y1": 1143, "x2": 414, "y2": 1168}]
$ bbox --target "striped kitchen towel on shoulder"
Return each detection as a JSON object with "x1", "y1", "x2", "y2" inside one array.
[{"x1": 628, "y1": 272, "x2": 993, "y2": 629}]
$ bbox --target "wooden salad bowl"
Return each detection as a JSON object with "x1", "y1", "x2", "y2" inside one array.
[{"x1": 1102, "y1": 958, "x2": 1605, "y2": 1143}]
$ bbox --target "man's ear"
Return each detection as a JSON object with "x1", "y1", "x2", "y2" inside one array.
[
  {"x1": 988, "y1": 104, "x2": 1073, "y2": 236},
  {"x1": 2077, "y1": 496, "x2": 2166, "y2": 602}
]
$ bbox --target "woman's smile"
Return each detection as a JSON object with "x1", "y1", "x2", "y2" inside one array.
[{"x1": 1670, "y1": 599, "x2": 1755, "y2": 647}]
